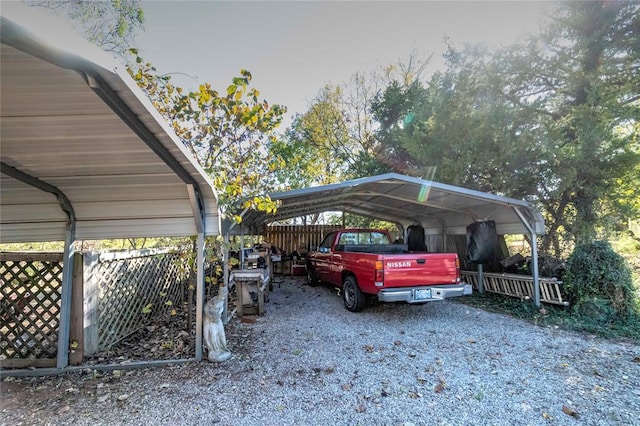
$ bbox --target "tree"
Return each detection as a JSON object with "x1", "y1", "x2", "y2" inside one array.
[
  {"x1": 493, "y1": 1, "x2": 640, "y2": 252},
  {"x1": 128, "y1": 53, "x2": 286, "y2": 217},
  {"x1": 371, "y1": 45, "x2": 541, "y2": 199},
  {"x1": 370, "y1": 2, "x2": 639, "y2": 256},
  {"x1": 271, "y1": 55, "x2": 433, "y2": 192},
  {"x1": 25, "y1": 0, "x2": 145, "y2": 60},
  {"x1": 270, "y1": 83, "x2": 372, "y2": 194},
  {"x1": 338, "y1": 71, "x2": 383, "y2": 177},
  {"x1": 370, "y1": 78, "x2": 428, "y2": 176}
]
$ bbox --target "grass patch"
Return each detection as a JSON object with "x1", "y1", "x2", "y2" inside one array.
[{"x1": 456, "y1": 292, "x2": 640, "y2": 342}]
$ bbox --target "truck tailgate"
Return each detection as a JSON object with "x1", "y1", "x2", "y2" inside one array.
[{"x1": 382, "y1": 253, "x2": 459, "y2": 288}]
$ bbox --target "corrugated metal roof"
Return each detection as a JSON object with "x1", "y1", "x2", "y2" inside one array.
[
  {"x1": 230, "y1": 174, "x2": 546, "y2": 236},
  {"x1": 0, "y1": 4, "x2": 220, "y2": 243}
]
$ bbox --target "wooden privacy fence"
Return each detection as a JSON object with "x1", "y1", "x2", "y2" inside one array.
[
  {"x1": 264, "y1": 225, "x2": 341, "y2": 255},
  {"x1": 1, "y1": 248, "x2": 194, "y2": 369},
  {"x1": 462, "y1": 271, "x2": 569, "y2": 306}
]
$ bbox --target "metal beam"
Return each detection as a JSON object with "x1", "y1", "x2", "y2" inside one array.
[
  {"x1": 85, "y1": 71, "x2": 214, "y2": 358},
  {"x1": 279, "y1": 190, "x2": 478, "y2": 218},
  {"x1": 1, "y1": 162, "x2": 75, "y2": 222},
  {"x1": 261, "y1": 199, "x2": 415, "y2": 224},
  {"x1": 513, "y1": 206, "x2": 541, "y2": 308},
  {"x1": 81, "y1": 71, "x2": 207, "y2": 225},
  {"x1": 187, "y1": 184, "x2": 204, "y2": 233},
  {"x1": 195, "y1": 232, "x2": 204, "y2": 361},
  {"x1": 222, "y1": 232, "x2": 230, "y2": 324},
  {"x1": 0, "y1": 358, "x2": 195, "y2": 379},
  {"x1": 57, "y1": 223, "x2": 75, "y2": 368},
  {"x1": 0, "y1": 162, "x2": 77, "y2": 368},
  {"x1": 530, "y1": 231, "x2": 541, "y2": 308}
]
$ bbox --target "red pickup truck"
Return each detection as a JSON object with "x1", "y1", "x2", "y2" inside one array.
[{"x1": 306, "y1": 229, "x2": 472, "y2": 311}]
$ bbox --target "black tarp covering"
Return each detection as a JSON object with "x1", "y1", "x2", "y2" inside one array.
[
  {"x1": 407, "y1": 224, "x2": 427, "y2": 252},
  {"x1": 466, "y1": 221, "x2": 497, "y2": 264}
]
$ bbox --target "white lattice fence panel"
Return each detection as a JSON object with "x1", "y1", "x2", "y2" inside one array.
[
  {"x1": 84, "y1": 249, "x2": 191, "y2": 352},
  {"x1": 1, "y1": 253, "x2": 63, "y2": 361}
]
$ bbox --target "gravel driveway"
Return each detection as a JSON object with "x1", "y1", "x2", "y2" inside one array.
[{"x1": 2, "y1": 276, "x2": 639, "y2": 426}]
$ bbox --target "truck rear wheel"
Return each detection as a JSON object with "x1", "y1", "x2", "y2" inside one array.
[
  {"x1": 343, "y1": 276, "x2": 366, "y2": 312},
  {"x1": 306, "y1": 263, "x2": 319, "y2": 287}
]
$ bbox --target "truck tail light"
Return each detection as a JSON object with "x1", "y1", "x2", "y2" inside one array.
[
  {"x1": 375, "y1": 260, "x2": 384, "y2": 286},
  {"x1": 455, "y1": 257, "x2": 461, "y2": 283}
]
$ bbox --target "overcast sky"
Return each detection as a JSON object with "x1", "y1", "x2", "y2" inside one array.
[{"x1": 136, "y1": 1, "x2": 551, "y2": 125}]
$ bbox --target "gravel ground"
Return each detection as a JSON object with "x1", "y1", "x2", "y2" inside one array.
[{"x1": 2, "y1": 276, "x2": 639, "y2": 426}]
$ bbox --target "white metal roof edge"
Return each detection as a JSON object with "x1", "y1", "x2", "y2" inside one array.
[
  {"x1": 1, "y1": 3, "x2": 221, "y2": 237},
  {"x1": 231, "y1": 173, "x2": 545, "y2": 236},
  {"x1": 269, "y1": 173, "x2": 534, "y2": 209},
  {"x1": 1, "y1": 4, "x2": 218, "y2": 200}
]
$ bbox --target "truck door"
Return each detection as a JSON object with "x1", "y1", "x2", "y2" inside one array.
[
  {"x1": 329, "y1": 231, "x2": 358, "y2": 285},
  {"x1": 312, "y1": 232, "x2": 336, "y2": 281}
]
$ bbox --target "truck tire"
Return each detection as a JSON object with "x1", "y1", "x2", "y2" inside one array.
[
  {"x1": 343, "y1": 276, "x2": 366, "y2": 312},
  {"x1": 306, "y1": 263, "x2": 319, "y2": 287}
]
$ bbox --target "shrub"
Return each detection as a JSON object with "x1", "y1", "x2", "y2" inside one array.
[{"x1": 564, "y1": 240, "x2": 636, "y2": 319}]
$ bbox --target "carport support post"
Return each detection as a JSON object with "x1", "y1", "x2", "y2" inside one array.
[
  {"x1": 477, "y1": 263, "x2": 484, "y2": 294},
  {"x1": 57, "y1": 226, "x2": 75, "y2": 369},
  {"x1": 195, "y1": 232, "x2": 205, "y2": 361},
  {"x1": 531, "y1": 231, "x2": 541, "y2": 308},
  {"x1": 69, "y1": 252, "x2": 84, "y2": 365},
  {"x1": 513, "y1": 207, "x2": 542, "y2": 308},
  {"x1": 82, "y1": 251, "x2": 99, "y2": 356},
  {"x1": 223, "y1": 233, "x2": 230, "y2": 324}
]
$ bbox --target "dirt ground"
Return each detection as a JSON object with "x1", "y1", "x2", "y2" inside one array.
[{"x1": 2, "y1": 276, "x2": 639, "y2": 426}]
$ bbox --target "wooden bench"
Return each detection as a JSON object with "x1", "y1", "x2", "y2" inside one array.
[{"x1": 230, "y1": 269, "x2": 271, "y2": 316}]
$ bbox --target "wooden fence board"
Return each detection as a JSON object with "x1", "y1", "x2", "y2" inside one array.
[{"x1": 263, "y1": 225, "x2": 341, "y2": 256}]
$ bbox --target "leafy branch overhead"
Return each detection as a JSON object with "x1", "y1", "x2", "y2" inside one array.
[
  {"x1": 127, "y1": 51, "x2": 286, "y2": 217},
  {"x1": 26, "y1": 0, "x2": 145, "y2": 59}
]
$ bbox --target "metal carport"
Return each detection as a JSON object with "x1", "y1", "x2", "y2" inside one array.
[
  {"x1": 1, "y1": 4, "x2": 219, "y2": 369},
  {"x1": 225, "y1": 173, "x2": 546, "y2": 306}
]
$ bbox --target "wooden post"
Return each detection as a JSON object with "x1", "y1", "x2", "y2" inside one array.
[
  {"x1": 82, "y1": 251, "x2": 100, "y2": 356},
  {"x1": 477, "y1": 263, "x2": 485, "y2": 294},
  {"x1": 258, "y1": 280, "x2": 265, "y2": 315},
  {"x1": 236, "y1": 280, "x2": 244, "y2": 317},
  {"x1": 69, "y1": 252, "x2": 84, "y2": 365}
]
